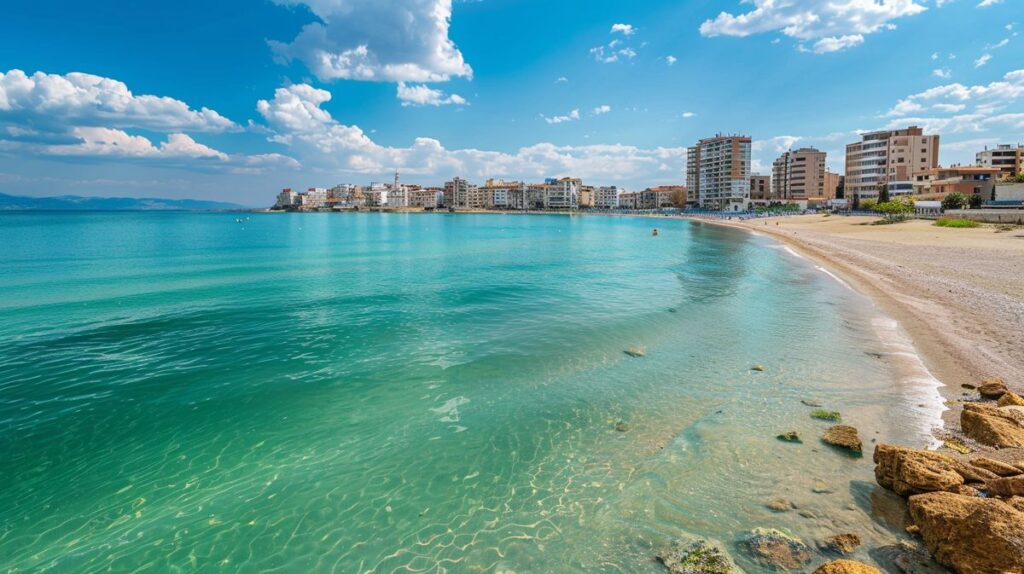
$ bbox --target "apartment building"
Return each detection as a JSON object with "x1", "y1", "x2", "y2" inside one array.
[
  {"x1": 976, "y1": 144, "x2": 1023, "y2": 179},
  {"x1": 275, "y1": 188, "x2": 299, "y2": 209},
  {"x1": 824, "y1": 172, "x2": 840, "y2": 201},
  {"x1": 542, "y1": 178, "x2": 580, "y2": 209},
  {"x1": 750, "y1": 175, "x2": 770, "y2": 201},
  {"x1": 772, "y1": 148, "x2": 827, "y2": 200},
  {"x1": 618, "y1": 192, "x2": 640, "y2": 209},
  {"x1": 409, "y1": 188, "x2": 445, "y2": 208},
  {"x1": 444, "y1": 177, "x2": 478, "y2": 209},
  {"x1": 687, "y1": 134, "x2": 751, "y2": 211},
  {"x1": 594, "y1": 186, "x2": 619, "y2": 209},
  {"x1": 845, "y1": 126, "x2": 939, "y2": 203},
  {"x1": 911, "y1": 166, "x2": 1001, "y2": 202}
]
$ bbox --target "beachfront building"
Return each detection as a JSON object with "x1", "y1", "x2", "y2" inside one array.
[
  {"x1": 772, "y1": 147, "x2": 827, "y2": 200},
  {"x1": 844, "y1": 126, "x2": 939, "y2": 204},
  {"x1": 542, "y1": 177, "x2": 580, "y2": 209},
  {"x1": 444, "y1": 177, "x2": 477, "y2": 209},
  {"x1": 976, "y1": 144, "x2": 1023, "y2": 179},
  {"x1": 594, "y1": 186, "x2": 619, "y2": 209},
  {"x1": 481, "y1": 179, "x2": 527, "y2": 210},
  {"x1": 618, "y1": 192, "x2": 639, "y2": 209},
  {"x1": 275, "y1": 188, "x2": 300, "y2": 209},
  {"x1": 824, "y1": 171, "x2": 841, "y2": 201},
  {"x1": 750, "y1": 175, "x2": 770, "y2": 201},
  {"x1": 302, "y1": 187, "x2": 328, "y2": 209},
  {"x1": 687, "y1": 134, "x2": 752, "y2": 211},
  {"x1": 911, "y1": 166, "x2": 1001, "y2": 202},
  {"x1": 409, "y1": 188, "x2": 445, "y2": 209}
]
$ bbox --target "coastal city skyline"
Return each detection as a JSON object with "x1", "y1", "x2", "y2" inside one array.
[{"x1": 2, "y1": 0, "x2": 1022, "y2": 205}]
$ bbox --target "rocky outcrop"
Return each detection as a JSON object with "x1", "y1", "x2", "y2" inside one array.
[
  {"x1": 777, "y1": 431, "x2": 801, "y2": 443},
  {"x1": 977, "y1": 378, "x2": 1009, "y2": 400},
  {"x1": 907, "y1": 491, "x2": 1024, "y2": 574},
  {"x1": 985, "y1": 475, "x2": 1024, "y2": 497},
  {"x1": 873, "y1": 444, "x2": 997, "y2": 496},
  {"x1": 823, "y1": 425, "x2": 863, "y2": 453},
  {"x1": 657, "y1": 540, "x2": 737, "y2": 574},
  {"x1": 960, "y1": 403, "x2": 1024, "y2": 448},
  {"x1": 811, "y1": 560, "x2": 881, "y2": 574},
  {"x1": 820, "y1": 533, "x2": 861, "y2": 555},
  {"x1": 998, "y1": 391, "x2": 1024, "y2": 407},
  {"x1": 739, "y1": 528, "x2": 812, "y2": 570},
  {"x1": 969, "y1": 456, "x2": 1021, "y2": 477}
]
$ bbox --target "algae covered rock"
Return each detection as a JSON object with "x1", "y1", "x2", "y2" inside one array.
[
  {"x1": 907, "y1": 491, "x2": 1024, "y2": 574},
  {"x1": 739, "y1": 528, "x2": 811, "y2": 570},
  {"x1": 624, "y1": 346, "x2": 646, "y2": 358},
  {"x1": 657, "y1": 539, "x2": 738, "y2": 574},
  {"x1": 812, "y1": 560, "x2": 881, "y2": 574},
  {"x1": 810, "y1": 410, "x2": 842, "y2": 422},
  {"x1": 822, "y1": 425, "x2": 863, "y2": 454},
  {"x1": 960, "y1": 403, "x2": 1024, "y2": 448}
]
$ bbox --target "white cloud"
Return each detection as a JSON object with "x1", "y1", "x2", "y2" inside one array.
[
  {"x1": 0, "y1": 69, "x2": 236, "y2": 133},
  {"x1": 753, "y1": 135, "x2": 802, "y2": 153},
  {"x1": 931, "y1": 52, "x2": 940, "y2": 60},
  {"x1": 666, "y1": 55, "x2": 678, "y2": 66},
  {"x1": 933, "y1": 103, "x2": 966, "y2": 112},
  {"x1": 682, "y1": 111, "x2": 696, "y2": 118},
  {"x1": 987, "y1": 38, "x2": 1010, "y2": 49},
  {"x1": 592, "y1": 105, "x2": 611, "y2": 115},
  {"x1": 395, "y1": 82, "x2": 466, "y2": 107},
  {"x1": 884, "y1": 68, "x2": 1024, "y2": 118},
  {"x1": 978, "y1": 0, "x2": 1004, "y2": 7},
  {"x1": 544, "y1": 109, "x2": 581, "y2": 124},
  {"x1": 255, "y1": 83, "x2": 687, "y2": 183},
  {"x1": 700, "y1": 0, "x2": 926, "y2": 53},
  {"x1": 975, "y1": 53, "x2": 992, "y2": 67},
  {"x1": 555, "y1": 76, "x2": 569, "y2": 83},
  {"x1": 610, "y1": 23, "x2": 635, "y2": 36},
  {"x1": 46, "y1": 128, "x2": 227, "y2": 160},
  {"x1": 933, "y1": 68, "x2": 952, "y2": 79},
  {"x1": 269, "y1": 0, "x2": 472, "y2": 83}
]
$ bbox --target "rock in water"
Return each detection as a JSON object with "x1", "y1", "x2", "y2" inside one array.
[
  {"x1": 812, "y1": 560, "x2": 882, "y2": 574},
  {"x1": 998, "y1": 391, "x2": 1024, "y2": 407},
  {"x1": 765, "y1": 498, "x2": 795, "y2": 512},
  {"x1": 908, "y1": 491, "x2": 1024, "y2": 574},
  {"x1": 823, "y1": 425, "x2": 863, "y2": 453},
  {"x1": 739, "y1": 528, "x2": 812, "y2": 570},
  {"x1": 873, "y1": 444, "x2": 998, "y2": 497},
  {"x1": 810, "y1": 410, "x2": 842, "y2": 422},
  {"x1": 960, "y1": 403, "x2": 1024, "y2": 448},
  {"x1": 801, "y1": 399, "x2": 824, "y2": 408},
  {"x1": 777, "y1": 431, "x2": 802, "y2": 443},
  {"x1": 820, "y1": 533, "x2": 862, "y2": 554},
  {"x1": 623, "y1": 346, "x2": 646, "y2": 358},
  {"x1": 977, "y1": 378, "x2": 1009, "y2": 399},
  {"x1": 657, "y1": 540, "x2": 737, "y2": 574},
  {"x1": 614, "y1": 421, "x2": 630, "y2": 432},
  {"x1": 751, "y1": 365, "x2": 765, "y2": 372}
]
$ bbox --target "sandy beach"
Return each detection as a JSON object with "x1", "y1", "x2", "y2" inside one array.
[{"x1": 711, "y1": 214, "x2": 1024, "y2": 430}]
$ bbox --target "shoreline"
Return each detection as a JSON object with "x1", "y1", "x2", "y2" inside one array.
[{"x1": 693, "y1": 214, "x2": 1024, "y2": 443}]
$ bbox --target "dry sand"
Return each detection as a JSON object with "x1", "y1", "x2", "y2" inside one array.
[{"x1": 716, "y1": 215, "x2": 1024, "y2": 416}]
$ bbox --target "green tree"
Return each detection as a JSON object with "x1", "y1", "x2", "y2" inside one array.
[
  {"x1": 878, "y1": 183, "x2": 890, "y2": 204},
  {"x1": 968, "y1": 193, "x2": 983, "y2": 209},
  {"x1": 876, "y1": 196, "x2": 915, "y2": 221},
  {"x1": 942, "y1": 192, "x2": 968, "y2": 211}
]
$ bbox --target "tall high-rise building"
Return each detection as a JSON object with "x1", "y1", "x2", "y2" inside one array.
[
  {"x1": 772, "y1": 148, "x2": 827, "y2": 200},
  {"x1": 686, "y1": 134, "x2": 752, "y2": 211},
  {"x1": 444, "y1": 177, "x2": 477, "y2": 208},
  {"x1": 844, "y1": 126, "x2": 939, "y2": 203},
  {"x1": 976, "y1": 144, "x2": 1023, "y2": 179}
]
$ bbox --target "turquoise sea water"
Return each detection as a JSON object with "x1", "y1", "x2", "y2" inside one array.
[{"x1": 0, "y1": 212, "x2": 945, "y2": 573}]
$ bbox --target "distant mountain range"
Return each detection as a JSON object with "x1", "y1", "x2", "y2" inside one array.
[{"x1": 0, "y1": 192, "x2": 245, "y2": 211}]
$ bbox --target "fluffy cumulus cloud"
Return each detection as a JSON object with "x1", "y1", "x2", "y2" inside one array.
[
  {"x1": 269, "y1": 0, "x2": 472, "y2": 83},
  {"x1": 610, "y1": 23, "x2": 635, "y2": 36},
  {"x1": 395, "y1": 82, "x2": 466, "y2": 106},
  {"x1": 882, "y1": 68, "x2": 1024, "y2": 133},
  {"x1": 255, "y1": 83, "x2": 687, "y2": 182},
  {"x1": 592, "y1": 105, "x2": 611, "y2": 116},
  {"x1": 0, "y1": 68, "x2": 299, "y2": 172},
  {"x1": 543, "y1": 109, "x2": 580, "y2": 124},
  {"x1": 700, "y1": 0, "x2": 927, "y2": 53},
  {"x1": 0, "y1": 69, "x2": 237, "y2": 132}
]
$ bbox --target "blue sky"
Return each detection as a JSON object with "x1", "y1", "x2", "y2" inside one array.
[{"x1": 0, "y1": 0, "x2": 1021, "y2": 205}]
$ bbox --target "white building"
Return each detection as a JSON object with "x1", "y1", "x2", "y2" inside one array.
[
  {"x1": 409, "y1": 189, "x2": 445, "y2": 208},
  {"x1": 543, "y1": 178, "x2": 580, "y2": 209},
  {"x1": 275, "y1": 188, "x2": 299, "y2": 209},
  {"x1": 302, "y1": 187, "x2": 328, "y2": 209},
  {"x1": 594, "y1": 186, "x2": 619, "y2": 209}
]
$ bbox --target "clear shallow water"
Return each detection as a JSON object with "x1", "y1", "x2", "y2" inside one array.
[{"x1": 0, "y1": 212, "x2": 945, "y2": 573}]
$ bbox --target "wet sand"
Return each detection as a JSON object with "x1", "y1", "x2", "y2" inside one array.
[{"x1": 707, "y1": 214, "x2": 1024, "y2": 433}]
